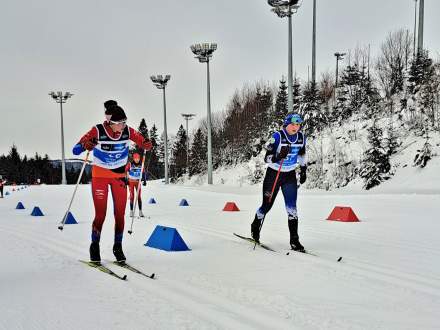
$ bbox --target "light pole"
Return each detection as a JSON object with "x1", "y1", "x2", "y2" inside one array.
[
  {"x1": 190, "y1": 42, "x2": 217, "y2": 185},
  {"x1": 417, "y1": 0, "x2": 424, "y2": 54},
  {"x1": 49, "y1": 91, "x2": 73, "y2": 185},
  {"x1": 267, "y1": 0, "x2": 302, "y2": 113},
  {"x1": 413, "y1": 0, "x2": 418, "y2": 57},
  {"x1": 150, "y1": 75, "x2": 171, "y2": 184},
  {"x1": 334, "y1": 52, "x2": 346, "y2": 103},
  {"x1": 181, "y1": 113, "x2": 196, "y2": 168},
  {"x1": 311, "y1": 0, "x2": 316, "y2": 85}
]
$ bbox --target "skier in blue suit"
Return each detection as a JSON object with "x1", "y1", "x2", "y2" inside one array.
[{"x1": 251, "y1": 113, "x2": 307, "y2": 252}]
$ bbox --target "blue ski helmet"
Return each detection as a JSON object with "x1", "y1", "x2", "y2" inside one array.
[{"x1": 283, "y1": 113, "x2": 303, "y2": 126}]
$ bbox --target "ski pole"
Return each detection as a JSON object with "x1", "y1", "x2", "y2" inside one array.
[
  {"x1": 128, "y1": 149, "x2": 149, "y2": 235},
  {"x1": 254, "y1": 158, "x2": 284, "y2": 250},
  {"x1": 58, "y1": 151, "x2": 90, "y2": 231}
]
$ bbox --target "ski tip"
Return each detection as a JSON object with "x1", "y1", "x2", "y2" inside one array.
[
  {"x1": 58, "y1": 226, "x2": 64, "y2": 231},
  {"x1": 286, "y1": 252, "x2": 290, "y2": 255},
  {"x1": 122, "y1": 275, "x2": 128, "y2": 280},
  {"x1": 337, "y1": 257, "x2": 343, "y2": 262},
  {"x1": 127, "y1": 230, "x2": 133, "y2": 235},
  {"x1": 150, "y1": 273, "x2": 155, "y2": 279}
]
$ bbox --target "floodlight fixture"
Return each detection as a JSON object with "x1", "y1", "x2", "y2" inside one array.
[
  {"x1": 191, "y1": 42, "x2": 217, "y2": 63},
  {"x1": 150, "y1": 74, "x2": 171, "y2": 89},
  {"x1": 150, "y1": 74, "x2": 171, "y2": 184},
  {"x1": 268, "y1": 0, "x2": 301, "y2": 18},
  {"x1": 48, "y1": 90, "x2": 73, "y2": 185},
  {"x1": 334, "y1": 52, "x2": 346, "y2": 60}
]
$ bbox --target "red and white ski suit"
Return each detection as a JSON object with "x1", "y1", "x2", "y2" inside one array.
[{"x1": 76, "y1": 122, "x2": 150, "y2": 242}]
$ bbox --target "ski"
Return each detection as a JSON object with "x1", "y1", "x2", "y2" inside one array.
[
  {"x1": 79, "y1": 260, "x2": 127, "y2": 281},
  {"x1": 286, "y1": 250, "x2": 344, "y2": 262},
  {"x1": 286, "y1": 249, "x2": 318, "y2": 257},
  {"x1": 113, "y1": 261, "x2": 155, "y2": 279},
  {"x1": 233, "y1": 233, "x2": 276, "y2": 252},
  {"x1": 233, "y1": 234, "x2": 343, "y2": 261}
]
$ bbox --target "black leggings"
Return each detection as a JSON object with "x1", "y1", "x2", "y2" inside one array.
[{"x1": 255, "y1": 168, "x2": 298, "y2": 220}]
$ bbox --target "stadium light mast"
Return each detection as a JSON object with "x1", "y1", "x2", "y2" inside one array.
[
  {"x1": 150, "y1": 75, "x2": 171, "y2": 184},
  {"x1": 267, "y1": 0, "x2": 302, "y2": 113},
  {"x1": 49, "y1": 91, "x2": 73, "y2": 185},
  {"x1": 311, "y1": 0, "x2": 316, "y2": 85},
  {"x1": 190, "y1": 42, "x2": 217, "y2": 184},
  {"x1": 413, "y1": 0, "x2": 418, "y2": 57},
  {"x1": 417, "y1": 0, "x2": 424, "y2": 54}
]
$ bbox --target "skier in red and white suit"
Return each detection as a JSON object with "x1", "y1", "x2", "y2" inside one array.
[
  {"x1": 72, "y1": 103, "x2": 152, "y2": 263},
  {"x1": 125, "y1": 152, "x2": 145, "y2": 218}
]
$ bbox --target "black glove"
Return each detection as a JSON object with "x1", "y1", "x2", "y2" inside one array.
[
  {"x1": 142, "y1": 180, "x2": 146, "y2": 186},
  {"x1": 299, "y1": 166, "x2": 307, "y2": 184},
  {"x1": 273, "y1": 145, "x2": 289, "y2": 162}
]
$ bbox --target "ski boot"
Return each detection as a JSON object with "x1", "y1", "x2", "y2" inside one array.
[
  {"x1": 251, "y1": 215, "x2": 262, "y2": 243},
  {"x1": 113, "y1": 242, "x2": 126, "y2": 263},
  {"x1": 89, "y1": 241, "x2": 101, "y2": 263},
  {"x1": 139, "y1": 210, "x2": 144, "y2": 218},
  {"x1": 288, "y1": 216, "x2": 305, "y2": 252}
]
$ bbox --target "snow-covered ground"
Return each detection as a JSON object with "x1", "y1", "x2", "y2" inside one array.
[{"x1": 1, "y1": 180, "x2": 440, "y2": 330}]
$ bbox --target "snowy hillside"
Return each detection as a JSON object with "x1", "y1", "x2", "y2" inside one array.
[
  {"x1": 184, "y1": 114, "x2": 440, "y2": 193},
  {"x1": 1, "y1": 180, "x2": 439, "y2": 329}
]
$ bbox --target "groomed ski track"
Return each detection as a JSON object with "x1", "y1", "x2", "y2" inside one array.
[{"x1": 0, "y1": 183, "x2": 439, "y2": 329}]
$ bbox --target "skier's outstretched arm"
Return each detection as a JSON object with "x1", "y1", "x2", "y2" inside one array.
[
  {"x1": 72, "y1": 127, "x2": 98, "y2": 155},
  {"x1": 128, "y1": 127, "x2": 152, "y2": 151}
]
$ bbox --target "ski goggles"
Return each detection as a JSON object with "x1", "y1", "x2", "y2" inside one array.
[
  {"x1": 284, "y1": 113, "x2": 303, "y2": 126},
  {"x1": 289, "y1": 117, "x2": 303, "y2": 125},
  {"x1": 109, "y1": 120, "x2": 127, "y2": 127}
]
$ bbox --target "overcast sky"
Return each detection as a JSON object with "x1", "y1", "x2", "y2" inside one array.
[{"x1": 1, "y1": 0, "x2": 439, "y2": 159}]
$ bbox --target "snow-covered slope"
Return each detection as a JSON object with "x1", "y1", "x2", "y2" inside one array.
[
  {"x1": 1, "y1": 181, "x2": 439, "y2": 329},
  {"x1": 184, "y1": 115, "x2": 440, "y2": 194}
]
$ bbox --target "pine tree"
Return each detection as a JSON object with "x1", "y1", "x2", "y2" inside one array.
[
  {"x1": 188, "y1": 128, "x2": 207, "y2": 176},
  {"x1": 170, "y1": 125, "x2": 188, "y2": 181},
  {"x1": 274, "y1": 78, "x2": 288, "y2": 126},
  {"x1": 384, "y1": 122, "x2": 401, "y2": 156},
  {"x1": 300, "y1": 82, "x2": 324, "y2": 136},
  {"x1": 363, "y1": 74, "x2": 382, "y2": 119},
  {"x1": 252, "y1": 87, "x2": 273, "y2": 157},
  {"x1": 407, "y1": 50, "x2": 438, "y2": 126},
  {"x1": 359, "y1": 124, "x2": 391, "y2": 190},
  {"x1": 138, "y1": 119, "x2": 149, "y2": 139},
  {"x1": 6, "y1": 145, "x2": 22, "y2": 183},
  {"x1": 148, "y1": 124, "x2": 163, "y2": 179},
  {"x1": 337, "y1": 64, "x2": 364, "y2": 119},
  {"x1": 292, "y1": 77, "x2": 301, "y2": 113}
]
